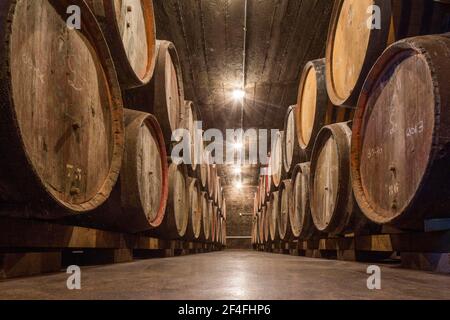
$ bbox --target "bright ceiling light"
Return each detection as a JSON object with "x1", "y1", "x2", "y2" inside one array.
[
  {"x1": 234, "y1": 180, "x2": 243, "y2": 190},
  {"x1": 233, "y1": 142, "x2": 243, "y2": 150},
  {"x1": 234, "y1": 166, "x2": 242, "y2": 174},
  {"x1": 232, "y1": 89, "x2": 245, "y2": 100}
]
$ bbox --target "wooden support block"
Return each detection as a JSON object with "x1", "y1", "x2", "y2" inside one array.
[
  {"x1": 113, "y1": 249, "x2": 134, "y2": 263},
  {"x1": 61, "y1": 248, "x2": 133, "y2": 266},
  {"x1": 356, "y1": 234, "x2": 394, "y2": 252},
  {"x1": 336, "y1": 237, "x2": 355, "y2": 251},
  {"x1": 319, "y1": 238, "x2": 338, "y2": 250},
  {"x1": 306, "y1": 239, "x2": 320, "y2": 250},
  {"x1": 305, "y1": 249, "x2": 322, "y2": 258},
  {"x1": 401, "y1": 252, "x2": 450, "y2": 273},
  {"x1": 337, "y1": 250, "x2": 356, "y2": 261},
  {"x1": 0, "y1": 252, "x2": 61, "y2": 279}
]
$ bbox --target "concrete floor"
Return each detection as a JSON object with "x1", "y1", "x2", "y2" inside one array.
[{"x1": 0, "y1": 250, "x2": 449, "y2": 300}]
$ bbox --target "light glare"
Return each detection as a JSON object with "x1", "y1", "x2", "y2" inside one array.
[
  {"x1": 233, "y1": 142, "x2": 243, "y2": 150},
  {"x1": 232, "y1": 89, "x2": 245, "y2": 100}
]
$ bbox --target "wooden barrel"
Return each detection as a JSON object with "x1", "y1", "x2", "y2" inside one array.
[
  {"x1": 222, "y1": 220, "x2": 227, "y2": 247},
  {"x1": 213, "y1": 176, "x2": 222, "y2": 206},
  {"x1": 258, "y1": 177, "x2": 265, "y2": 208},
  {"x1": 270, "y1": 131, "x2": 284, "y2": 189},
  {"x1": 326, "y1": 0, "x2": 392, "y2": 107},
  {"x1": 211, "y1": 205, "x2": 218, "y2": 244},
  {"x1": 207, "y1": 164, "x2": 217, "y2": 199},
  {"x1": 221, "y1": 197, "x2": 227, "y2": 221},
  {"x1": 152, "y1": 163, "x2": 189, "y2": 239},
  {"x1": 153, "y1": 40, "x2": 185, "y2": 145},
  {"x1": 0, "y1": 0, "x2": 124, "y2": 217},
  {"x1": 201, "y1": 191, "x2": 211, "y2": 241},
  {"x1": 198, "y1": 143, "x2": 208, "y2": 189},
  {"x1": 253, "y1": 192, "x2": 259, "y2": 216},
  {"x1": 296, "y1": 59, "x2": 353, "y2": 157},
  {"x1": 283, "y1": 106, "x2": 304, "y2": 175},
  {"x1": 391, "y1": 0, "x2": 450, "y2": 40},
  {"x1": 258, "y1": 210, "x2": 265, "y2": 244},
  {"x1": 263, "y1": 203, "x2": 270, "y2": 243},
  {"x1": 351, "y1": 34, "x2": 450, "y2": 228},
  {"x1": 108, "y1": 109, "x2": 168, "y2": 232},
  {"x1": 268, "y1": 191, "x2": 280, "y2": 242},
  {"x1": 326, "y1": 0, "x2": 450, "y2": 107},
  {"x1": 185, "y1": 178, "x2": 202, "y2": 240},
  {"x1": 85, "y1": 0, "x2": 157, "y2": 89},
  {"x1": 255, "y1": 214, "x2": 261, "y2": 245},
  {"x1": 291, "y1": 163, "x2": 317, "y2": 239},
  {"x1": 182, "y1": 101, "x2": 200, "y2": 173},
  {"x1": 207, "y1": 200, "x2": 215, "y2": 243},
  {"x1": 310, "y1": 122, "x2": 370, "y2": 235},
  {"x1": 252, "y1": 215, "x2": 257, "y2": 245},
  {"x1": 279, "y1": 180, "x2": 294, "y2": 241}
]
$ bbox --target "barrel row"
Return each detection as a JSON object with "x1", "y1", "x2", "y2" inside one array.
[
  {"x1": 0, "y1": 0, "x2": 227, "y2": 245},
  {"x1": 253, "y1": 1, "x2": 450, "y2": 245}
]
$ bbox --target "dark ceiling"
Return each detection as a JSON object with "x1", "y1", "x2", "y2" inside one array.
[{"x1": 153, "y1": 0, "x2": 333, "y2": 205}]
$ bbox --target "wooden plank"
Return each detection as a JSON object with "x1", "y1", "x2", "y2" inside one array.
[
  {"x1": 319, "y1": 238, "x2": 338, "y2": 251},
  {"x1": 0, "y1": 217, "x2": 126, "y2": 249},
  {"x1": 0, "y1": 252, "x2": 61, "y2": 279}
]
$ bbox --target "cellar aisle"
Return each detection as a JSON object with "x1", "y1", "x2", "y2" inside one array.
[{"x1": 0, "y1": 251, "x2": 449, "y2": 300}]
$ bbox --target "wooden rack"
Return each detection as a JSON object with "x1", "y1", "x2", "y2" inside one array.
[
  {"x1": 255, "y1": 228, "x2": 450, "y2": 274},
  {"x1": 0, "y1": 217, "x2": 223, "y2": 279}
]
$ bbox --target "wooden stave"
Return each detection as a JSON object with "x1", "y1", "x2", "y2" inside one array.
[
  {"x1": 290, "y1": 162, "x2": 318, "y2": 240},
  {"x1": 351, "y1": 34, "x2": 450, "y2": 229},
  {"x1": 151, "y1": 163, "x2": 189, "y2": 239},
  {"x1": 258, "y1": 177, "x2": 265, "y2": 209},
  {"x1": 310, "y1": 122, "x2": 371, "y2": 235},
  {"x1": 391, "y1": 0, "x2": 450, "y2": 41},
  {"x1": 211, "y1": 204, "x2": 218, "y2": 244},
  {"x1": 85, "y1": 0, "x2": 157, "y2": 89},
  {"x1": 251, "y1": 215, "x2": 257, "y2": 245},
  {"x1": 184, "y1": 178, "x2": 202, "y2": 241},
  {"x1": 0, "y1": 0, "x2": 125, "y2": 217},
  {"x1": 278, "y1": 180, "x2": 294, "y2": 241},
  {"x1": 325, "y1": 0, "x2": 392, "y2": 107}
]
